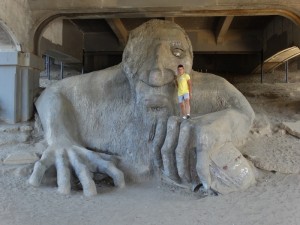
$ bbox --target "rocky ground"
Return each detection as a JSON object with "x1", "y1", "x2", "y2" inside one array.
[{"x1": 0, "y1": 70, "x2": 299, "y2": 225}]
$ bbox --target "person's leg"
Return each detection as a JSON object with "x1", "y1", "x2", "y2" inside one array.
[
  {"x1": 183, "y1": 93, "x2": 190, "y2": 118},
  {"x1": 179, "y1": 102, "x2": 186, "y2": 117},
  {"x1": 178, "y1": 95, "x2": 186, "y2": 118},
  {"x1": 185, "y1": 99, "x2": 190, "y2": 116}
]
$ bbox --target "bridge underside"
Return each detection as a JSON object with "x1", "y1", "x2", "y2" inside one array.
[{"x1": 38, "y1": 15, "x2": 300, "y2": 75}]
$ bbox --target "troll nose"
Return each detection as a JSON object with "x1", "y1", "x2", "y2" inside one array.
[
  {"x1": 148, "y1": 69, "x2": 174, "y2": 87},
  {"x1": 147, "y1": 43, "x2": 175, "y2": 86}
]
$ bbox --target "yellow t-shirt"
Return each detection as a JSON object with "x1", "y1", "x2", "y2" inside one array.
[{"x1": 177, "y1": 73, "x2": 190, "y2": 96}]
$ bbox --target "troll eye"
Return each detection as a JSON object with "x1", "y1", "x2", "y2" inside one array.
[{"x1": 172, "y1": 48, "x2": 184, "y2": 58}]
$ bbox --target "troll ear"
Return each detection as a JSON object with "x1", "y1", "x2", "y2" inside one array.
[
  {"x1": 122, "y1": 39, "x2": 139, "y2": 80},
  {"x1": 121, "y1": 56, "x2": 136, "y2": 80}
]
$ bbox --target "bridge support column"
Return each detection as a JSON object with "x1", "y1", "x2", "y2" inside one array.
[{"x1": 0, "y1": 52, "x2": 43, "y2": 123}]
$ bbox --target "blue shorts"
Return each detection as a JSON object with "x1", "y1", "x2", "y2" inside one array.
[{"x1": 178, "y1": 93, "x2": 189, "y2": 103}]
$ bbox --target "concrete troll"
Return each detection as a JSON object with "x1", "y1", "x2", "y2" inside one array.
[{"x1": 29, "y1": 19, "x2": 256, "y2": 196}]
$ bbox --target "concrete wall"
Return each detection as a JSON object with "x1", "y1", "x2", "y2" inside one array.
[
  {"x1": 188, "y1": 29, "x2": 262, "y2": 53},
  {"x1": 263, "y1": 16, "x2": 300, "y2": 59},
  {"x1": 0, "y1": 25, "x2": 18, "y2": 52},
  {"x1": 84, "y1": 33, "x2": 123, "y2": 52},
  {"x1": 83, "y1": 31, "x2": 123, "y2": 71},
  {"x1": 83, "y1": 52, "x2": 122, "y2": 72},
  {"x1": 0, "y1": 0, "x2": 33, "y2": 52},
  {"x1": 193, "y1": 53, "x2": 261, "y2": 75},
  {"x1": 40, "y1": 19, "x2": 83, "y2": 63},
  {"x1": 42, "y1": 19, "x2": 63, "y2": 46},
  {"x1": 62, "y1": 20, "x2": 83, "y2": 62},
  {"x1": 28, "y1": 0, "x2": 300, "y2": 13}
]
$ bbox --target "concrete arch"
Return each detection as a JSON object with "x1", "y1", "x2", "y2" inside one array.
[
  {"x1": 0, "y1": 21, "x2": 21, "y2": 52},
  {"x1": 33, "y1": 14, "x2": 62, "y2": 56},
  {"x1": 31, "y1": 8, "x2": 300, "y2": 55}
]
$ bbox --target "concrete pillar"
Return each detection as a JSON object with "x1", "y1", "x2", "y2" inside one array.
[{"x1": 0, "y1": 52, "x2": 43, "y2": 123}]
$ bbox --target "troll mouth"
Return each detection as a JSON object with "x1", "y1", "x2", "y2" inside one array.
[{"x1": 144, "y1": 95, "x2": 170, "y2": 109}]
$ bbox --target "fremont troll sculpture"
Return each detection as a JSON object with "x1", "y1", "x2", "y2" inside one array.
[{"x1": 29, "y1": 19, "x2": 256, "y2": 196}]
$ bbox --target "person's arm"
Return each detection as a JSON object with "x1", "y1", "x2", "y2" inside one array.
[
  {"x1": 187, "y1": 79, "x2": 192, "y2": 99},
  {"x1": 174, "y1": 75, "x2": 178, "y2": 88}
]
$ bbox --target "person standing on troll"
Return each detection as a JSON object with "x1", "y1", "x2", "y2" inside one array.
[{"x1": 175, "y1": 64, "x2": 192, "y2": 119}]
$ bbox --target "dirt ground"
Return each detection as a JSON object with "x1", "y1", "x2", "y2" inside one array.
[{"x1": 0, "y1": 70, "x2": 299, "y2": 225}]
